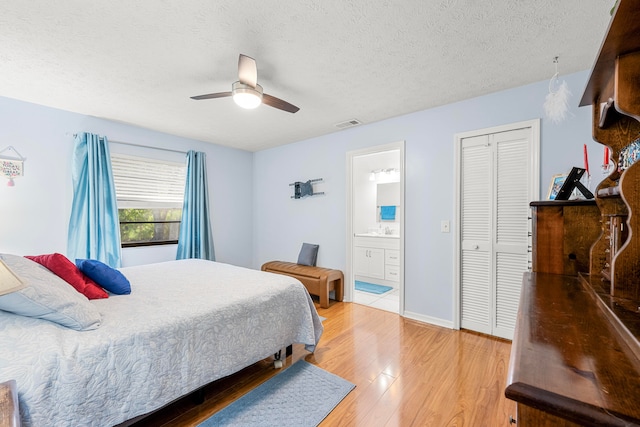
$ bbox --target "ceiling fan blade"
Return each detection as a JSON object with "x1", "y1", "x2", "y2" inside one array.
[
  {"x1": 262, "y1": 93, "x2": 300, "y2": 113},
  {"x1": 238, "y1": 54, "x2": 258, "y2": 88},
  {"x1": 190, "y1": 92, "x2": 232, "y2": 100}
]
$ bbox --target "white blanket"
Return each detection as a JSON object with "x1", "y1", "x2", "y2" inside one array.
[{"x1": 0, "y1": 259, "x2": 323, "y2": 426}]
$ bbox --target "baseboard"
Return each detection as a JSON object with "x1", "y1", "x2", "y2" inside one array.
[{"x1": 402, "y1": 310, "x2": 454, "y2": 329}]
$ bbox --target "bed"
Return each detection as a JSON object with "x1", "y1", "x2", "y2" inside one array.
[{"x1": 0, "y1": 254, "x2": 323, "y2": 427}]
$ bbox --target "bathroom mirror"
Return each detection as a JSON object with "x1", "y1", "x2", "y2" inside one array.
[{"x1": 376, "y1": 182, "x2": 400, "y2": 206}]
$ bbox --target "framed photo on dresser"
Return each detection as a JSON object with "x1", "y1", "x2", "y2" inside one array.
[{"x1": 547, "y1": 173, "x2": 567, "y2": 200}]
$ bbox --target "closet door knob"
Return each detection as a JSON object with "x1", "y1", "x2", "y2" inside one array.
[{"x1": 473, "y1": 245, "x2": 479, "y2": 250}]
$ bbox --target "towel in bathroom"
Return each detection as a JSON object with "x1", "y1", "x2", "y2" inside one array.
[{"x1": 380, "y1": 205, "x2": 396, "y2": 220}]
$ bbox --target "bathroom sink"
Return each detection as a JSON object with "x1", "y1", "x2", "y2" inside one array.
[{"x1": 354, "y1": 232, "x2": 399, "y2": 238}]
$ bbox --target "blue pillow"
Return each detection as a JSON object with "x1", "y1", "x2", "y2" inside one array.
[{"x1": 76, "y1": 259, "x2": 131, "y2": 295}]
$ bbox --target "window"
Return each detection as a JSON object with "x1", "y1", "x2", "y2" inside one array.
[{"x1": 111, "y1": 154, "x2": 186, "y2": 247}]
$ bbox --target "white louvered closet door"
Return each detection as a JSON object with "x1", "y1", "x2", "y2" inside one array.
[
  {"x1": 460, "y1": 134, "x2": 493, "y2": 336},
  {"x1": 460, "y1": 127, "x2": 533, "y2": 340},
  {"x1": 492, "y1": 129, "x2": 531, "y2": 339}
]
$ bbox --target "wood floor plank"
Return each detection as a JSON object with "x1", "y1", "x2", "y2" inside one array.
[{"x1": 129, "y1": 301, "x2": 515, "y2": 427}]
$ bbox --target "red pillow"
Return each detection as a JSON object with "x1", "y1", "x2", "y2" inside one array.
[{"x1": 25, "y1": 253, "x2": 108, "y2": 300}]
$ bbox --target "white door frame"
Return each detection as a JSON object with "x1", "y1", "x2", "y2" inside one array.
[
  {"x1": 452, "y1": 119, "x2": 540, "y2": 330},
  {"x1": 346, "y1": 141, "x2": 405, "y2": 314}
]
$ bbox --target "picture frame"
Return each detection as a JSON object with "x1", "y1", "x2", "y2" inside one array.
[
  {"x1": 547, "y1": 173, "x2": 567, "y2": 200},
  {"x1": 555, "y1": 167, "x2": 594, "y2": 200},
  {"x1": 0, "y1": 158, "x2": 23, "y2": 179}
]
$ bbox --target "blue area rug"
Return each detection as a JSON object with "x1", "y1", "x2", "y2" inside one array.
[
  {"x1": 198, "y1": 361, "x2": 355, "y2": 427},
  {"x1": 355, "y1": 280, "x2": 393, "y2": 295}
]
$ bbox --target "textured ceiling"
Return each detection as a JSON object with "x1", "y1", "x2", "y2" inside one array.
[{"x1": 0, "y1": 1, "x2": 613, "y2": 152}]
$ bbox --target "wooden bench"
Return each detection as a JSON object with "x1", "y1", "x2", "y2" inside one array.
[{"x1": 261, "y1": 261, "x2": 343, "y2": 308}]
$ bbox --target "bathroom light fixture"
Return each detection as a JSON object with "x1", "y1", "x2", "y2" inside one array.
[
  {"x1": 369, "y1": 168, "x2": 400, "y2": 182},
  {"x1": 369, "y1": 168, "x2": 399, "y2": 181},
  {"x1": 232, "y1": 81, "x2": 263, "y2": 109}
]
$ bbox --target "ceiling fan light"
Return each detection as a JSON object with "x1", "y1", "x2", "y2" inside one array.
[
  {"x1": 233, "y1": 92, "x2": 261, "y2": 109},
  {"x1": 232, "y1": 82, "x2": 263, "y2": 109}
]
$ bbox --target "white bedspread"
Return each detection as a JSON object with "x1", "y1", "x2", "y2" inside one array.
[{"x1": 0, "y1": 259, "x2": 323, "y2": 427}]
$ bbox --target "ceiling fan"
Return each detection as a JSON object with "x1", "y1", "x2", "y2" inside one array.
[{"x1": 191, "y1": 54, "x2": 300, "y2": 113}]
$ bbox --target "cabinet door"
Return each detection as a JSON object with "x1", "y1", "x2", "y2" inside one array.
[
  {"x1": 517, "y1": 404, "x2": 582, "y2": 426},
  {"x1": 354, "y1": 247, "x2": 370, "y2": 276},
  {"x1": 368, "y1": 248, "x2": 385, "y2": 279}
]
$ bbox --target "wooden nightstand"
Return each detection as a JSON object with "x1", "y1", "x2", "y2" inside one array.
[{"x1": 0, "y1": 380, "x2": 20, "y2": 427}]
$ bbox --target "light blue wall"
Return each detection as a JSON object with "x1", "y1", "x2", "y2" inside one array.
[
  {"x1": 253, "y1": 69, "x2": 600, "y2": 324},
  {"x1": 0, "y1": 69, "x2": 601, "y2": 324},
  {"x1": 0, "y1": 96, "x2": 254, "y2": 267}
]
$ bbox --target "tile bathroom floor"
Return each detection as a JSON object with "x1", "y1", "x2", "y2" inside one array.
[{"x1": 353, "y1": 287, "x2": 399, "y2": 313}]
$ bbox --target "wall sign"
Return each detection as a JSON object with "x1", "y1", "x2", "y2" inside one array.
[{"x1": 0, "y1": 146, "x2": 26, "y2": 187}]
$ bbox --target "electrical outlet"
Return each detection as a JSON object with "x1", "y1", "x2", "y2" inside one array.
[{"x1": 441, "y1": 220, "x2": 450, "y2": 233}]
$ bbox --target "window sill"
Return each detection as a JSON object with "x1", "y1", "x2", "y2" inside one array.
[{"x1": 121, "y1": 240, "x2": 178, "y2": 248}]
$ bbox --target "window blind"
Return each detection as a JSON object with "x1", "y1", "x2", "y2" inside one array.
[{"x1": 111, "y1": 154, "x2": 186, "y2": 209}]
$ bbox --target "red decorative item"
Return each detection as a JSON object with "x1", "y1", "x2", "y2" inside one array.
[{"x1": 583, "y1": 144, "x2": 590, "y2": 176}]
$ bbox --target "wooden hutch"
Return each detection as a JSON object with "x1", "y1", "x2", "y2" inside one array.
[{"x1": 505, "y1": 1, "x2": 640, "y2": 425}]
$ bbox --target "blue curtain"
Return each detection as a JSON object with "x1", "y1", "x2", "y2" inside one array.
[
  {"x1": 67, "y1": 133, "x2": 122, "y2": 267},
  {"x1": 177, "y1": 150, "x2": 215, "y2": 260}
]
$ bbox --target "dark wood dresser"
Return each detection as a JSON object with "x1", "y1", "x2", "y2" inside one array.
[
  {"x1": 530, "y1": 200, "x2": 601, "y2": 276},
  {"x1": 505, "y1": 1, "x2": 640, "y2": 425},
  {"x1": 506, "y1": 272, "x2": 640, "y2": 426}
]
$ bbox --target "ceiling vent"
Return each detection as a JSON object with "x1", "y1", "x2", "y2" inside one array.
[{"x1": 335, "y1": 119, "x2": 362, "y2": 129}]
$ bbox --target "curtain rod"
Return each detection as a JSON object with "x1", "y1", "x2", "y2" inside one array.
[{"x1": 109, "y1": 140, "x2": 187, "y2": 155}]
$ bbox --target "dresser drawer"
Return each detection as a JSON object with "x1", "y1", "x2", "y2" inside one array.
[
  {"x1": 385, "y1": 250, "x2": 400, "y2": 266},
  {"x1": 385, "y1": 265, "x2": 399, "y2": 282}
]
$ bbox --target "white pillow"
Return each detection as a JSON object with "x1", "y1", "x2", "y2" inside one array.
[{"x1": 0, "y1": 254, "x2": 101, "y2": 330}]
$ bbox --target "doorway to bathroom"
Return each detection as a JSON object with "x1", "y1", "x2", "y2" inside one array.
[{"x1": 346, "y1": 141, "x2": 404, "y2": 314}]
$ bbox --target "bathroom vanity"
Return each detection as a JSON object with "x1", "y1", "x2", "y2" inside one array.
[{"x1": 353, "y1": 234, "x2": 400, "y2": 284}]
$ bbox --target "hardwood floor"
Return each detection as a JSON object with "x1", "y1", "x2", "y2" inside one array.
[{"x1": 130, "y1": 301, "x2": 516, "y2": 427}]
